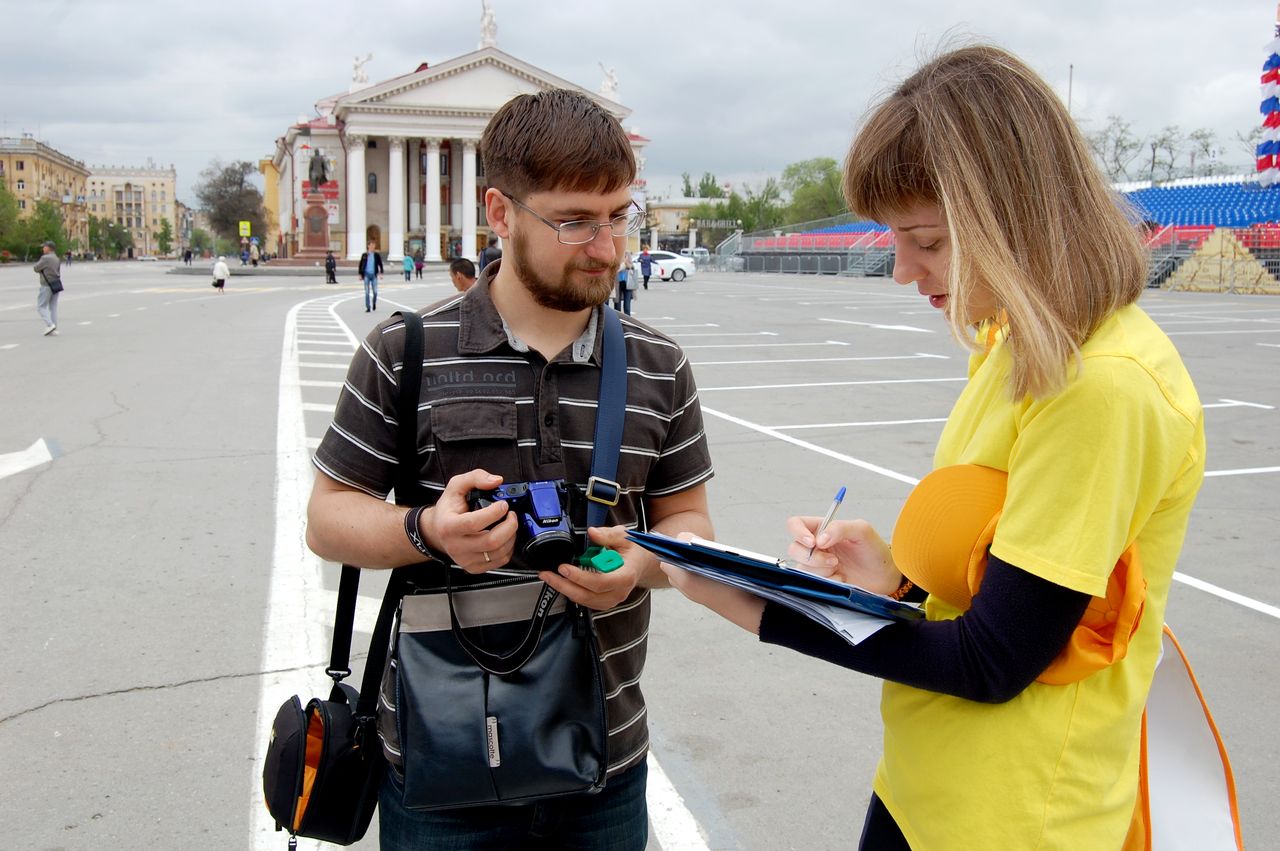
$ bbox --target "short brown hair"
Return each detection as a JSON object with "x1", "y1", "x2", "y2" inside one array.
[
  {"x1": 481, "y1": 88, "x2": 635, "y2": 199},
  {"x1": 843, "y1": 45, "x2": 1146, "y2": 399}
]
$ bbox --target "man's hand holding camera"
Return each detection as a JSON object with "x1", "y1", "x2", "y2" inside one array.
[
  {"x1": 540, "y1": 524, "x2": 642, "y2": 612},
  {"x1": 418, "y1": 469, "x2": 518, "y2": 573}
]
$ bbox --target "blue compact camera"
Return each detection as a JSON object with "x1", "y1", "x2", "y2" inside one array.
[{"x1": 468, "y1": 480, "x2": 576, "y2": 571}]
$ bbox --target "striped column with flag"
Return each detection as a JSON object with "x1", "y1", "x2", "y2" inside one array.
[{"x1": 1259, "y1": 5, "x2": 1280, "y2": 187}]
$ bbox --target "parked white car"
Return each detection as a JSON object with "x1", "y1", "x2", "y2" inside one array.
[{"x1": 632, "y1": 250, "x2": 696, "y2": 282}]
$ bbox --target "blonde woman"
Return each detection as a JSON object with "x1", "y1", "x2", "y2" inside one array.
[{"x1": 664, "y1": 45, "x2": 1204, "y2": 849}]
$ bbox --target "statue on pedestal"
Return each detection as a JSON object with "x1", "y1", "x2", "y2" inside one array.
[
  {"x1": 308, "y1": 150, "x2": 330, "y2": 193},
  {"x1": 479, "y1": 0, "x2": 498, "y2": 48},
  {"x1": 352, "y1": 53, "x2": 372, "y2": 84},
  {"x1": 598, "y1": 63, "x2": 619, "y2": 100}
]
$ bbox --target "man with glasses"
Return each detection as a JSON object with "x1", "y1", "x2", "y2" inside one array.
[{"x1": 306, "y1": 88, "x2": 715, "y2": 850}]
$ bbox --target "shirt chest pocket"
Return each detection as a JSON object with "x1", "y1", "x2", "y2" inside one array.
[{"x1": 429, "y1": 399, "x2": 522, "y2": 483}]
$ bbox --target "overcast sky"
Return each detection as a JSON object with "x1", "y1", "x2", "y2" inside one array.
[{"x1": 3, "y1": 0, "x2": 1272, "y2": 204}]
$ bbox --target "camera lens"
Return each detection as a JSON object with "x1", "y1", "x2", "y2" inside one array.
[{"x1": 524, "y1": 532, "x2": 576, "y2": 571}]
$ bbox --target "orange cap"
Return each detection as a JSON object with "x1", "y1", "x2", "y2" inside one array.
[{"x1": 891, "y1": 464, "x2": 1146, "y2": 684}]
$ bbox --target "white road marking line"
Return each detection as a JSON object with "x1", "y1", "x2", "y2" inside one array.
[
  {"x1": 648, "y1": 322, "x2": 718, "y2": 328},
  {"x1": 772, "y1": 417, "x2": 949, "y2": 430},
  {"x1": 302, "y1": 402, "x2": 336, "y2": 413},
  {"x1": 298, "y1": 362, "x2": 349, "y2": 369},
  {"x1": 819, "y1": 317, "x2": 934, "y2": 333},
  {"x1": 674, "y1": 331, "x2": 778, "y2": 338},
  {"x1": 1, "y1": 343, "x2": 17, "y2": 350},
  {"x1": 300, "y1": 379, "x2": 345, "y2": 388},
  {"x1": 1173, "y1": 573, "x2": 1280, "y2": 620},
  {"x1": 1202, "y1": 398, "x2": 1275, "y2": 410},
  {"x1": 0, "y1": 438, "x2": 53, "y2": 480},
  {"x1": 702, "y1": 406, "x2": 921, "y2": 486},
  {"x1": 1204, "y1": 466, "x2": 1280, "y2": 477},
  {"x1": 647, "y1": 753, "x2": 712, "y2": 851},
  {"x1": 691, "y1": 353, "x2": 948, "y2": 367},
  {"x1": 706, "y1": 403, "x2": 1276, "y2": 622},
  {"x1": 77, "y1": 320, "x2": 92, "y2": 325},
  {"x1": 681, "y1": 342, "x2": 851, "y2": 350},
  {"x1": 1259, "y1": 343, "x2": 1280, "y2": 348},
  {"x1": 1165, "y1": 328, "x2": 1280, "y2": 336},
  {"x1": 109, "y1": 313, "x2": 120, "y2": 317},
  {"x1": 297, "y1": 350, "x2": 354, "y2": 357},
  {"x1": 701, "y1": 377, "x2": 966, "y2": 392}
]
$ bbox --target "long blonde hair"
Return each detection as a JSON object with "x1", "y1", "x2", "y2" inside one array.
[{"x1": 843, "y1": 45, "x2": 1146, "y2": 399}]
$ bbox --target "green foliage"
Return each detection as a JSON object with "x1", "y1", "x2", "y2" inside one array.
[
  {"x1": 156, "y1": 218, "x2": 174, "y2": 255},
  {"x1": 680, "y1": 171, "x2": 694, "y2": 197},
  {"x1": 0, "y1": 183, "x2": 19, "y2": 254},
  {"x1": 190, "y1": 227, "x2": 212, "y2": 254},
  {"x1": 195, "y1": 159, "x2": 266, "y2": 241},
  {"x1": 696, "y1": 172, "x2": 724, "y2": 198},
  {"x1": 102, "y1": 219, "x2": 134, "y2": 258},
  {"x1": 781, "y1": 157, "x2": 845, "y2": 223}
]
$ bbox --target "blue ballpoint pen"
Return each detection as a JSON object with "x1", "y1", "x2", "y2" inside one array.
[{"x1": 807, "y1": 486, "x2": 847, "y2": 560}]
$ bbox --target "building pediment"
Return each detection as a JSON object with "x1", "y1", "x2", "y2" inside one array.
[{"x1": 334, "y1": 48, "x2": 630, "y2": 120}]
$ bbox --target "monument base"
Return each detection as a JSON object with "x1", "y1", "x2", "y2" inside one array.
[{"x1": 295, "y1": 191, "x2": 333, "y2": 261}]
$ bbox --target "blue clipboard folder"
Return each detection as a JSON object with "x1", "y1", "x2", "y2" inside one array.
[{"x1": 627, "y1": 531, "x2": 924, "y2": 623}]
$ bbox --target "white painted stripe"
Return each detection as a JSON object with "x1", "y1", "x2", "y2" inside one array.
[
  {"x1": 295, "y1": 338, "x2": 355, "y2": 346},
  {"x1": 297, "y1": 350, "x2": 354, "y2": 357},
  {"x1": 109, "y1": 313, "x2": 120, "y2": 317},
  {"x1": 299, "y1": 379, "x2": 344, "y2": 388},
  {"x1": 1204, "y1": 466, "x2": 1280, "y2": 477},
  {"x1": 252, "y1": 296, "x2": 343, "y2": 851},
  {"x1": 1165, "y1": 328, "x2": 1280, "y2": 336},
  {"x1": 646, "y1": 753, "x2": 712, "y2": 850},
  {"x1": 1201, "y1": 398, "x2": 1275, "y2": 410},
  {"x1": 302, "y1": 402, "x2": 335, "y2": 413},
  {"x1": 681, "y1": 342, "x2": 852, "y2": 350},
  {"x1": 819, "y1": 317, "x2": 934, "y2": 333},
  {"x1": 648, "y1": 322, "x2": 719, "y2": 328},
  {"x1": 298, "y1": 361, "x2": 349, "y2": 369},
  {"x1": 1173, "y1": 572, "x2": 1280, "y2": 620},
  {"x1": 0, "y1": 438, "x2": 53, "y2": 480},
  {"x1": 77, "y1": 320, "x2": 92, "y2": 326},
  {"x1": 1, "y1": 343, "x2": 17, "y2": 350},
  {"x1": 1259, "y1": 343, "x2": 1280, "y2": 348},
  {"x1": 773, "y1": 417, "x2": 949, "y2": 430},
  {"x1": 702, "y1": 406, "x2": 920, "y2": 486},
  {"x1": 701, "y1": 377, "x2": 966, "y2": 392},
  {"x1": 691, "y1": 354, "x2": 948, "y2": 367},
  {"x1": 675, "y1": 331, "x2": 778, "y2": 338}
]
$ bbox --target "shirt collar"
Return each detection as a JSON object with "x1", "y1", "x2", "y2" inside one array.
[{"x1": 458, "y1": 260, "x2": 604, "y2": 365}]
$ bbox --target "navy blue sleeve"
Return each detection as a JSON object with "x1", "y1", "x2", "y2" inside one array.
[{"x1": 757, "y1": 554, "x2": 1091, "y2": 703}]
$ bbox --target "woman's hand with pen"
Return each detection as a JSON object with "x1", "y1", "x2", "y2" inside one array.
[{"x1": 786, "y1": 516, "x2": 903, "y2": 597}]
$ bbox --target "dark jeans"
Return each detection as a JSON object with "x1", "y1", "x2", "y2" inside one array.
[
  {"x1": 615, "y1": 283, "x2": 632, "y2": 315},
  {"x1": 379, "y1": 760, "x2": 649, "y2": 851},
  {"x1": 859, "y1": 793, "x2": 910, "y2": 850},
  {"x1": 363, "y1": 272, "x2": 379, "y2": 309}
]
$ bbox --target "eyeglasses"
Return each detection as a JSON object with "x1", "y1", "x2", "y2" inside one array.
[{"x1": 500, "y1": 190, "x2": 644, "y2": 245}]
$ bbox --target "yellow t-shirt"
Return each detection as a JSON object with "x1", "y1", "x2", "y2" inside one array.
[{"x1": 875, "y1": 304, "x2": 1205, "y2": 850}]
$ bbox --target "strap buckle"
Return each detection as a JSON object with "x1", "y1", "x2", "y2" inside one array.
[
  {"x1": 586, "y1": 476, "x2": 621, "y2": 507},
  {"x1": 326, "y1": 666, "x2": 352, "y2": 683}
]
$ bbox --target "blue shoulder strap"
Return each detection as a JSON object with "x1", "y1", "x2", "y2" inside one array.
[{"x1": 586, "y1": 306, "x2": 627, "y2": 529}]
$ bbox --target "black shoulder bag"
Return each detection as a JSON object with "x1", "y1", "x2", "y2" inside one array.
[
  {"x1": 262, "y1": 310, "x2": 426, "y2": 846},
  {"x1": 384, "y1": 306, "x2": 627, "y2": 811}
]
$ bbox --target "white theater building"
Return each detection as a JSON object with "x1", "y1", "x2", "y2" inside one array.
[{"x1": 268, "y1": 28, "x2": 649, "y2": 263}]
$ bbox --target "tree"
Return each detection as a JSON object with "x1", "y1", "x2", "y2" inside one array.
[
  {"x1": 743, "y1": 178, "x2": 784, "y2": 232},
  {"x1": 104, "y1": 220, "x2": 134, "y2": 258},
  {"x1": 1149, "y1": 125, "x2": 1184, "y2": 182},
  {"x1": 1186, "y1": 128, "x2": 1226, "y2": 177},
  {"x1": 195, "y1": 159, "x2": 266, "y2": 242},
  {"x1": 695, "y1": 172, "x2": 724, "y2": 198},
  {"x1": 23, "y1": 200, "x2": 67, "y2": 258},
  {"x1": 780, "y1": 157, "x2": 845, "y2": 223},
  {"x1": 156, "y1": 218, "x2": 174, "y2": 256},
  {"x1": 1087, "y1": 115, "x2": 1144, "y2": 181},
  {"x1": 1236, "y1": 126, "x2": 1264, "y2": 168},
  {"x1": 0, "y1": 183, "x2": 19, "y2": 257},
  {"x1": 680, "y1": 171, "x2": 695, "y2": 197},
  {"x1": 190, "y1": 227, "x2": 212, "y2": 255}
]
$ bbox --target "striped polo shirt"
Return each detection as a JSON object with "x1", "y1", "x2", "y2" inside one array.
[{"x1": 312, "y1": 270, "x2": 714, "y2": 779}]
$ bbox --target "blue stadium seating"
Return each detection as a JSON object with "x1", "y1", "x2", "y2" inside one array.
[{"x1": 1123, "y1": 182, "x2": 1280, "y2": 227}]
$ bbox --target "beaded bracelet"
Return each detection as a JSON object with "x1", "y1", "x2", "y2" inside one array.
[{"x1": 888, "y1": 578, "x2": 915, "y2": 601}]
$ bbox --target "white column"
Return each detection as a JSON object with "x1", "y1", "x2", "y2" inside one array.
[
  {"x1": 345, "y1": 135, "x2": 366, "y2": 259},
  {"x1": 408, "y1": 139, "x2": 421, "y2": 232},
  {"x1": 387, "y1": 136, "x2": 406, "y2": 261},
  {"x1": 462, "y1": 140, "x2": 478, "y2": 262},
  {"x1": 688, "y1": 227, "x2": 698, "y2": 250},
  {"x1": 425, "y1": 139, "x2": 442, "y2": 262}
]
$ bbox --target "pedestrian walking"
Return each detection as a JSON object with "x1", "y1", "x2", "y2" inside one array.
[
  {"x1": 212, "y1": 255, "x2": 230, "y2": 294},
  {"x1": 477, "y1": 233, "x2": 502, "y2": 272},
  {"x1": 34, "y1": 240, "x2": 62, "y2": 335},
  {"x1": 358, "y1": 240, "x2": 383, "y2": 311},
  {"x1": 324, "y1": 251, "x2": 338, "y2": 284},
  {"x1": 638, "y1": 247, "x2": 656, "y2": 289},
  {"x1": 615, "y1": 251, "x2": 633, "y2": 315},
  {"x1": 250, "y1": 243, "x2": 260, "y2": 267},
  {"x1": 413, "y1": 248, "x2": 424, "y2": 279},
  {"x1": 402, "y1": 254, "x2": 413, "y2": 281}
]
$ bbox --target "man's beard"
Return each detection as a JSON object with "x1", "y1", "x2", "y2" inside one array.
[{"x1": 509, "y1": 229, "x2": 617, "y2": 312}]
